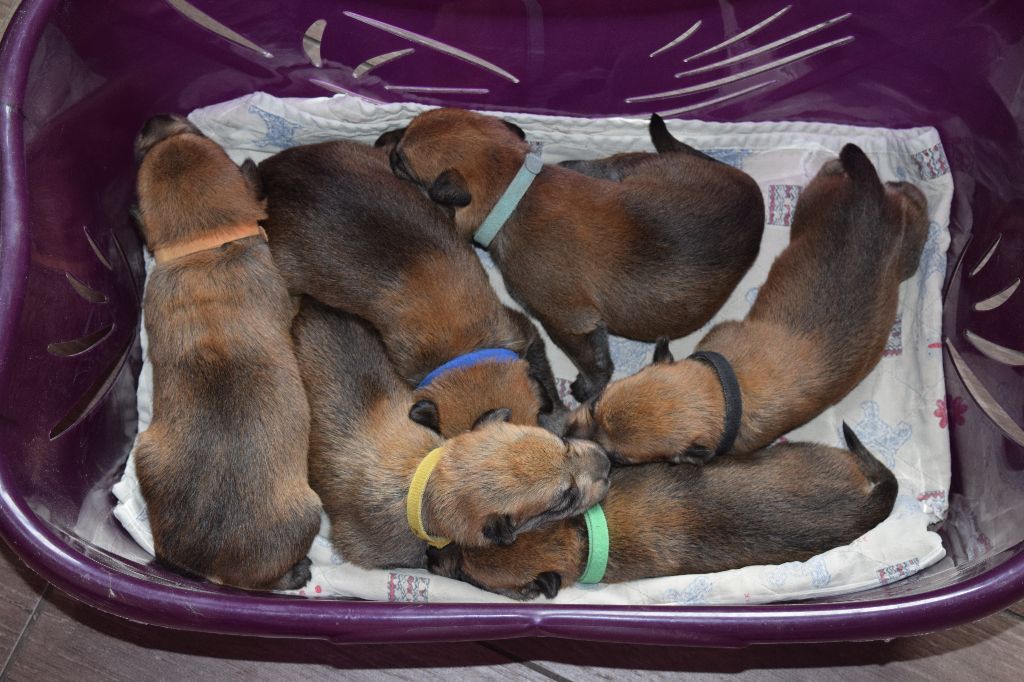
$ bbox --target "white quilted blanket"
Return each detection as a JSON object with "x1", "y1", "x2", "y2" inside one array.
[{"x1": 114, "y1": 92, "x2": 953, "y2": 605}]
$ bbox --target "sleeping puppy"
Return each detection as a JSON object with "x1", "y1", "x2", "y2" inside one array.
[
  {"x1": 258, "y1": 140, "x2": 565, "y2": 436},
  {"x1": 381, "y1": 108, "x2": 764, "y2": 402},
  {"x1": 428, "y1": 425, "x2": 896, "y2": 600},
  {"x1": 292, "y1": 298, "x2": 611, "y2": 568},
  {"x1": 132, "y1": 115, "x2": 321, "y2": 590},
  {"x1": 567, "y1": 144, "x2": 929, "y2": 465}
]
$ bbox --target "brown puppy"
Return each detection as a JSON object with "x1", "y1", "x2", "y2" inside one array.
[
  {"x1": 567, "y1": 144, "x2": 929, "y2": 464},
  {"x1": 428, "y1": 425, "x2": 896, "y2": 600},
  {"x1": 383, "y1": 108, "x2": 764, "y2": 401},
  {"x1": 258, "y1": 139, "x2": 565, "y2": 436},
  {"x1": 132, "y1": 115, "x2": 321, "y2": 590},
  {"x1": 292, "y1": 298, "x2": 611, "y2": 569}
]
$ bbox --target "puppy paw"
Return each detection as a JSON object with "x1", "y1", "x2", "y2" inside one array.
[
  {"x1": 570, "y1": 375, "x2": 603, "y2": 403},
  {"x1": 273, "y1": 557, "x2": 312, "y2": 591},
  {"x1": 671, "y1": 446, "x2": 716, "y2": 465}
]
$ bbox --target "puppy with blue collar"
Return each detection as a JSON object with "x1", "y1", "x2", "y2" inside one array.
[
  {"x1": 567, "y1": 145, "x2": 929, "y2": 465},
  {"x1": 380, "y1": 108, "x2": 765, "y2": 402},
  {"x1": 257, "y1": 139, "x2": 566, "y2": 436}
]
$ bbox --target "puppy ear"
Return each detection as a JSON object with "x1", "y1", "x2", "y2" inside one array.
[
  {"x1": 502, "y1": 120, "x2": 526, "y2": 140},
  {"x1": 374, "y1": 127, "x2": 407, "y2": 148},
  {"x1": 239, "y1": 158, "x2": 264, "y2": 199},
  {"x1": 409, "y1": 399, "x2": 441, "y2": 433},
  {"x1": 472, "y1": 407, "x2": 513, "y2": 430},
  {"x1": 428, "y1": 169, "x2": 472, "y2": 207},
  {"x1": 482, "y1": 513, "x2": 517, "y2": 545},
  {"x1": 530, "y1": 571, "x2": 562, "y2": 599},
  {"x1": 652, "y1": 337, "x2": 674, "y2": 364}
]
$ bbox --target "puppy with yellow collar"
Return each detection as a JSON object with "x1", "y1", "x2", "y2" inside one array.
[{"x1": 292, "y1": 299, "x2": 610, "y2": 568}]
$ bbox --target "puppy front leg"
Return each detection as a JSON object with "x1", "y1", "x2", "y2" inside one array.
[
  {"x1": 545, "y1": 321, "x2": 614, "y2": 404},
  {"x1": 508, "y1": 310, "x2": 569, "y2": 432}
]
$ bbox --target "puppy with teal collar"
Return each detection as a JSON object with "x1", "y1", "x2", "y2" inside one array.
[{"x1": 381, "y1": 108, "x2": 765, "y2": 402}]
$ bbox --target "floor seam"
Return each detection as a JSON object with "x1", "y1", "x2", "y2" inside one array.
[
  {"x1": 478, "y1": 641, "x2": 575, "y2": 682},
  {"x1": 0, "y1": 583, "x2": 51, "y2": 680},
  {"x1": 1004, "y1": 608, "x2": 1024, "y2": 623}
]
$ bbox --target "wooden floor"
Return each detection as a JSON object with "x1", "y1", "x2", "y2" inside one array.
[{"x1": 3, "y1": 2, "x2": 1024, "y2": 678}]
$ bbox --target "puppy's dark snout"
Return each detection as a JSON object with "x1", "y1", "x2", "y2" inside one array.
[{"x1": 134, "y1": 114, "x2": 202, "y2": 163}]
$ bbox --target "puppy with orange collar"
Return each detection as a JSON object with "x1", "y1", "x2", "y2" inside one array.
[
  {"x1": 132, "y1": 115, "x2": 321, "y2": 590},
  {"x1": 292, "y1": 299, "x2": 610, "y2": 567},
  {"x1": 567, "y1": 144, "x2": 929, "y2": 464},
  {"x1": 428, "y1": 425, "x2": 896, "y2": 600},
  {"x1": 382, "y1": 109, "x2": 764, "y2": 402},
  {"x1": 258, "y1": 139, "x2": 565, "y2": 436}
]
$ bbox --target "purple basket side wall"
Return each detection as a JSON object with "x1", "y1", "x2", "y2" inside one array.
[{"x1": 1, "y1": 0, "x2": 1023, "y2": 644}]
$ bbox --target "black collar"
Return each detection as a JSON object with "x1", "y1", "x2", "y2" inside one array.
[{"x1": 688, "y1": 351, "x2": 743, "y2": 457}]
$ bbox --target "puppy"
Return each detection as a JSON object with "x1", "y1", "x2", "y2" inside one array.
[
  {"x1": 382, "y1": 108, "x2": 764, "y2": 401},
  {"x1": 292, "y1": 298, "x2": 611, "y2": 569},
  {"x1": 568, "y1": 144, "x2": 929, "y2": 464},
  {"x1": 132, "y1": 115, "x2": 321, "y2": 590},
  {"x1": 428, "y1": 425, "x2": 897, "y2": 600},
  {"x1": 258, "y1": 140, "x2": 565, "y2": 436}
]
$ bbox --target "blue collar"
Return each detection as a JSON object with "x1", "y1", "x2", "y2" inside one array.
[
  {"x1": 417, "y1": 348, "x2": 519, "y2": 388},
  {"x1": 472, "y1": 142, "x2": 544, "y2": 248}
]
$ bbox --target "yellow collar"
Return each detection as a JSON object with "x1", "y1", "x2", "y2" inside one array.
[
  {"x1": 406, "y1": 447, "x2": 451, "y2": 549},
  {"x1": 152, "y1": 223, "x2": 267, "y2": 264}
]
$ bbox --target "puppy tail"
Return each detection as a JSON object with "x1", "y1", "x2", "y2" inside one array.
[
  {"x1": 842, "y1": 422, "x2": 898, "y2": 509},
  {"x1": 649, "y1": 114, "x2": 717, "y2": 162},
  {"x1": 839, "y1": 144, "x2": 884, "y2": 199}
]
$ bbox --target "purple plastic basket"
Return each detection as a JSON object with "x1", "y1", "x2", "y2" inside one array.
[{"x1": 1, "y1": 0, "x2": 1023, "y2": 646}]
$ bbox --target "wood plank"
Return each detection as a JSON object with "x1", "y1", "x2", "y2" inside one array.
[
  {"x1": 3, "y1": 587, "x2": 553, "y2": 682},
  {"x1": 0, "y1": 0, "x2": 20, "y2": 36},
  {"x1": 0, "y1": 542, "x2": 47, "y2": 666},
  {"x1": 486, "y1": 611, "x2": 1024, "y2": 681}
]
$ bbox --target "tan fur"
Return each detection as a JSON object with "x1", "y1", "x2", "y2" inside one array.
[
  {"x1": 258, "y1": 140, "x2": 565, "y2": 434},
  {"x1": 430, "y1": 438, "x2": 897, "y2": 599},
  {"x1": 133, "y1": 115, "x2": 320, "y2": 590},
  {"x1": 293, "y1": 300, "x2": 610, "y2": 569},
  {"x1": 391, "y1": 108, "x2": 765, "y2": 401},
  {"x1": 567, "y1": 148, "x2": 930, "y2": 463}
]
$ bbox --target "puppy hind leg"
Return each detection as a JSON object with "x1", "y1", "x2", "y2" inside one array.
[
  {"x1": 270, "y1": 556, "x2": 313, "y2": 591},
  {"x1": 545, "y1": 321, "x2": 614, "y2": 403}
]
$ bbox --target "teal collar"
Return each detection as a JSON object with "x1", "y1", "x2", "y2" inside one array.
[
  {"x1": 578, "y1": 504, "x2": 610, "y2": 584},
  {"x1": 472, "y1": 142, "x2": 544, "y2": 248}
]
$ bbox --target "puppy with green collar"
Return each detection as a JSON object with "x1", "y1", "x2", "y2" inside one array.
[{"x1": 427, "y1": 426, "x2": 896, "y2": 600}]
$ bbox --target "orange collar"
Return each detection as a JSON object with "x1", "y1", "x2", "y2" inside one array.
[{"x1": 152, "y1": 224, "x2": 268, "y2": 264}]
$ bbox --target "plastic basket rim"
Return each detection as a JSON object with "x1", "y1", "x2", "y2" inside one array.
[{"x1": 3, "y1": 0, "x2": 1024, "y2": 645}]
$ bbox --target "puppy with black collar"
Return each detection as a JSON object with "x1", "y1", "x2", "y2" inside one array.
[
  {"x1": 380, "y1": 108, "x2": 765, "y2": 402},
  {"x1": 567, "y1": 144, "x2": 929, "y2": 464}
]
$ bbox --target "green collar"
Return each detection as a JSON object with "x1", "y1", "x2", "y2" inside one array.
[
  {"x1": 578, "y1": 504, "x2": 609, "y2": 584},
  {"x1": 472, "y1": 142, "x2": 544, "y2": 248}
]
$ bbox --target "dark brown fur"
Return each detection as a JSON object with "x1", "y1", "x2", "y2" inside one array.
[
  {"x1": 258, "y1": 139, "x2": 565, "y2": 435},
  {"x1": 567, "y1": 145, "x2": 930, "y2": 464},
  {"x1": 291, "y1": 299, "x2": 611, "y2": 569},
  {"x1": 132, "y1": 115, "x2": 321, "y2": 590},
  {"x1": 385, "y1": 109, "x2": 765, "y2": 401},
  {"x1": 429, "y1": 426, "x2": 897, "y2": 599}
]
